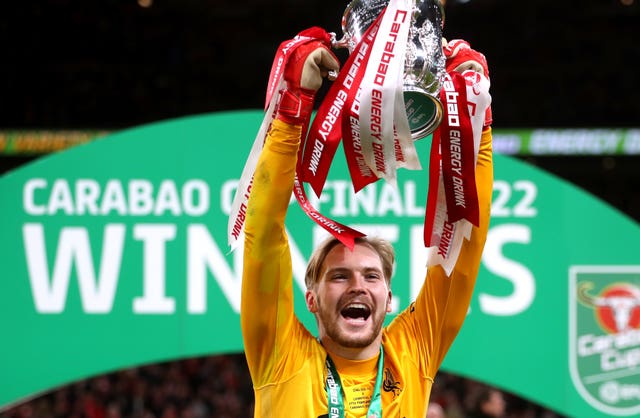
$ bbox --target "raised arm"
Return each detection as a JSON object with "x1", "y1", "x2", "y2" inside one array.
[
  {"x1": 240, "y1": 30, "x2": 339, "y2": 384},
  {"x1": 388, "y1": 39, "x2": 494, "y2": 374},
  {"x1": 424, "y1": 39, "x2": 493, "y2": 371},
  {"x1": 419, "y1": 125, "x2": 493, "y2": 373}
]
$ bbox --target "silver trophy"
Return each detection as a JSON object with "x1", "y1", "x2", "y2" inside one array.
[{"x1": 334, "y1": 0, "x2": 445, "y2": 140}]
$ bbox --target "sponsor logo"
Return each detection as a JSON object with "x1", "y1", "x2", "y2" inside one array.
[{"x1": 569, "y1": 265, "x2": 640, "y2": 416}]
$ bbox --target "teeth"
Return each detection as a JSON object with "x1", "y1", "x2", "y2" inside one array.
[{"x1": 341, "y1": 303, "x2": 371, "y2": 320}]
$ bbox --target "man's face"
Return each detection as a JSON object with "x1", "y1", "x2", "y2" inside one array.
[{"x1": 306, "y1": 243, "x2": 392, "y2": 351}]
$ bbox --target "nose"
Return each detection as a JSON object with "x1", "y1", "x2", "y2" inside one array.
[{"x1": 347, "y1": 273, "x2": 367, "y2": 293}]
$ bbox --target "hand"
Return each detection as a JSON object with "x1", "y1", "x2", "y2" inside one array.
[
  {"x1": 277, "y1": 27, "x2": 340, "y2": 125},
  {"x1": 443, "y1": 38, "x2": 492, "y2": 127},
  {"x1": 443, "y1": 38, "x2": 489, "y2": 78},
  {"x1": 285, "y1": 42, "x2": 340, "y2": 92}
]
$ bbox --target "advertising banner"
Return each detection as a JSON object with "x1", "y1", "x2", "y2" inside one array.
[
  {"x1": 5, "y1": 128, "x2": 640, "y2": 157},
  {"x1": 1, "y1": 110, "x2": 638, "y2": 417},
  {"x1": 492, "y1": 128, "x2": 640, "y2": 155}
]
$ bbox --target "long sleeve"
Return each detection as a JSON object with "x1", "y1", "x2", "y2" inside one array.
[
  {"x1": 240, "y1": 119, "x2": 304, "y2": 386},
  {"x1": 385, "y1": 127, "x2": 494, "y2": 376}
]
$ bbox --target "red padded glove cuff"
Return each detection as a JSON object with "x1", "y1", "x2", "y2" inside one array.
[{"x1": 276, "y1": 88, "x2": 316, "y2": 126}]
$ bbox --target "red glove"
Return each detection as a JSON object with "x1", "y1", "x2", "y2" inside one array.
[
  {"x1": 444, "y1": 39, "x2": 489, "y2": 77},
  {"x1": 443, "y1": 39, "x2": 492, "y2": 127},
  {"x1": 276, "y1": 28, "x2": 340, "y2": 125}
]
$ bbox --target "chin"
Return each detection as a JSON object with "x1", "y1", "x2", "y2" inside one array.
[
  {"x1": 341, "y1": 338, "x2": 376, "y2": 349},
  {"x1": 334, "y1": 330, "x2": 377, "y2": 349},
  {"x1": 333, "y1": 318, "x2": 385, "y2": 349}
]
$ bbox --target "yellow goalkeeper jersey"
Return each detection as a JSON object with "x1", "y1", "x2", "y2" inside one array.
[{"x1": 241, "y1": 119, "x2": 493, "y2": 417}]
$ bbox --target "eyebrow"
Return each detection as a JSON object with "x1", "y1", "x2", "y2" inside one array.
[{"x1": 324, "y1": 266, "x2": 383, "y2": 276}]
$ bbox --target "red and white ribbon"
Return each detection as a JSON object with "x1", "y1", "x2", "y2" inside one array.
[
  {"x1": 229, "y1": 0, "x2": 491, "y2": 261},
  {"x1": 227, "y1": 33, "x2": 321, "y2": 250},
  {"x1": 299, "y1": 13, "x2": 383, "y2": 196},
  {"x1": 227, "y1": 79, "x2": 281, "y2": 251},
  {"x1": 424, "y1": 70, "x2": 491, "y2": 275},
  {"x1": 357, "y1": 0, "x2": 417, "y2": 187},
  {"x1": 293, "y1": 0, "x2": 417, "y2": 248}
]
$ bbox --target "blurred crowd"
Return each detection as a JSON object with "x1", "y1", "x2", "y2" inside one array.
[
  {"x1": 1, "y1": 354, "x2": 565, "y2": 418},
  {"x1": 0, "y1": 356, "x2": 254, "y2": 418}
]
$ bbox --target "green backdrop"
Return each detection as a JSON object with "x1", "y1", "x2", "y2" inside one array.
[{"x1": 1, "y1": 110, "x2": 639, "y2": 417}]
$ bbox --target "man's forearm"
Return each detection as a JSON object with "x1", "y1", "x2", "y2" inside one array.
[{"x1": 243, "y1": 120, "x2": 301, "y2": 253}]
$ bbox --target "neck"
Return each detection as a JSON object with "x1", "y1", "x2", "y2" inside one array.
[{"x1": 320, "y1": 334, "x2": 382, "y2": 360}]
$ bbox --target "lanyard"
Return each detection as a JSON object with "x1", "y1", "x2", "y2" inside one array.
[{"x1": 325, "y1": 347, "x2": 384, "y2": 418}]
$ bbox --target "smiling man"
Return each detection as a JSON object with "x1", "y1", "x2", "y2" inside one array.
[
  {"x1": 240, "y1": 24, "x2": 493, "y2": 418},
  {"x1": 305, "y1": 237, "x2": 394, "y2": 358}
]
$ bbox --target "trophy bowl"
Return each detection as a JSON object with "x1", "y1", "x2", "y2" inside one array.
[{"x1": 334, "y1": 0, "x2": 445, "y2": 140}]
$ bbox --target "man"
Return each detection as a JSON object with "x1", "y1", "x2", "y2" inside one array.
[{"x1": 240, "y1": 26, "x2": 493, "y2": 418}]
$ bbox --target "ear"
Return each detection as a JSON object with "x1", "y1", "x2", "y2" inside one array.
[
  {"x1": 305, "y1": 289, "x2": 318, "y2": 313},
  {"x1": 386, "y1": 291, "x2": 393, "y2": 313}
]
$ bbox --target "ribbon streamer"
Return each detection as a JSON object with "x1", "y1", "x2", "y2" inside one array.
[
  {"x1": 424, "y1": 70, "x2": 491, "y2": 275},
  {"x1": 229, "y1": 0, "x2": 491, "y2": 265},
  {"x1": 227, "y1": 33, "x2": 323, "y2": 250},
  {"x1": 357, "y1": 0, "x2": 415, "y2": 187},
  {"x1": 295, "y1": 0, "x2": 418, "y2": 248}
]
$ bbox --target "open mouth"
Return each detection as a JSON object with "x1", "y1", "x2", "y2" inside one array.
[{"x1": 340, "y1": 303, "x2": 371, "y2": 322}]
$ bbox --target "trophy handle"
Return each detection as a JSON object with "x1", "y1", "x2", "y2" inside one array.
[{"x1": 330, "y1": 32, "x2": 351, "y2": 50}]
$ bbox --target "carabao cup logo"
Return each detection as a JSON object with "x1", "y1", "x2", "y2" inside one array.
[{"x1": 569, "y1": 266, "x2": 640, "y2": 416}]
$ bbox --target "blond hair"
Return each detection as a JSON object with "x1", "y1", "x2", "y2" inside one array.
[{"x1": 304, "y1": 236, "x2": 395, "y2": 290}]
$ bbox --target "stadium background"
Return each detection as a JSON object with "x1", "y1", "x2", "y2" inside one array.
[{"x1": 1, "y1": 0, "x2": 638, "y2": 417}]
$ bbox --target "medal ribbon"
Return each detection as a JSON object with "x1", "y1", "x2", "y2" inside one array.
[{"x1": 325, "y1": 347, "x2": 384, "y2": 418}]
